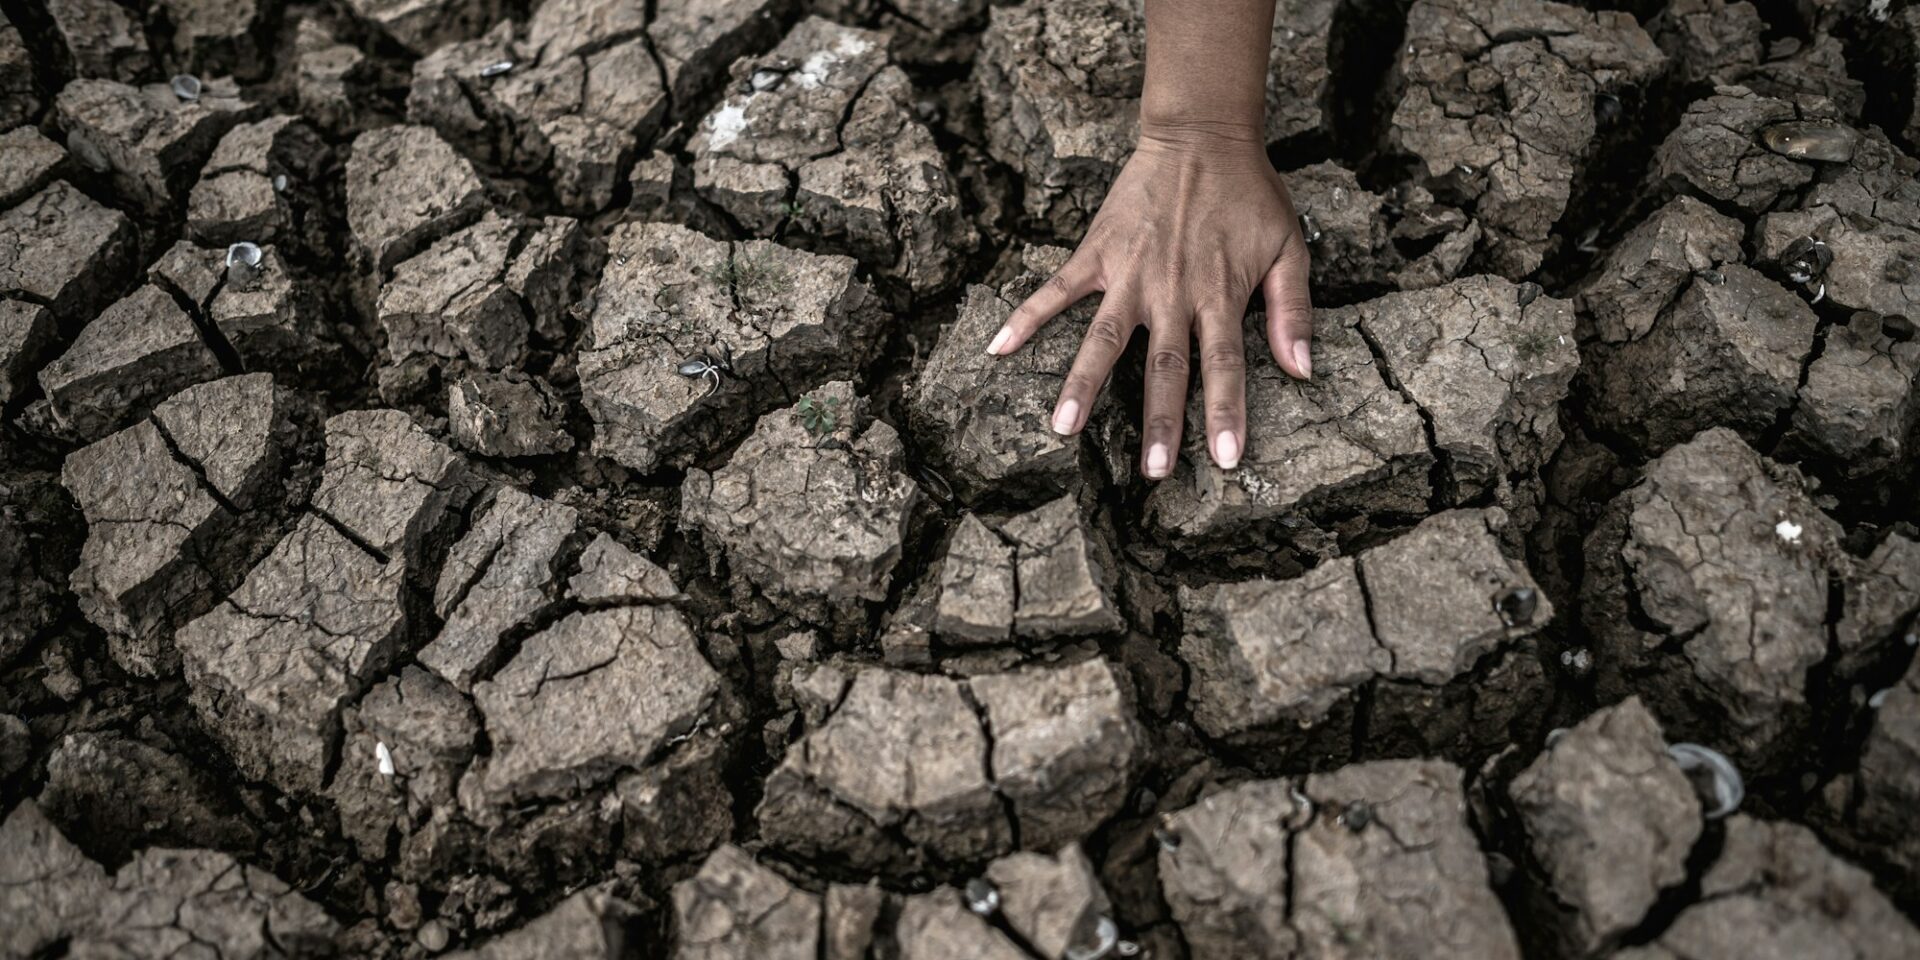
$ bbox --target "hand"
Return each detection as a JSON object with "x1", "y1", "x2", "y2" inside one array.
[{"x1": 986, "y1": 126, "x2": 1314, "y2": 479}]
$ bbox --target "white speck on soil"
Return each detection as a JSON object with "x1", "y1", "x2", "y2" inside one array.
[
  {"x1": 708, "y1": 101, "x2": 751, "y2": 149},
  {"x1": 1775, "y1": 519, "x2": 1803, "y2": 544},
  {"x1": 376, "y1": 741, "x2": 395, "y2": 776}
]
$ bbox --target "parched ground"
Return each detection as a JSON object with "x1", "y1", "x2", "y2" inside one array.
[{"x1": 3, "y1": 0, "x2": 1920, "y2": 957}]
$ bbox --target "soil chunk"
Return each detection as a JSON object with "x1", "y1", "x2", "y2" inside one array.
[
  {"x1": 37, "y1": 284, "x2": 224, "y2": 442},
  {"x1": 671, "y1": 844, "x2": 821, "y2": 960},
  {"x1": 0, "y1": 180, "x2": 137, "y2": 326},
  {"x1": 55, "y1": 76, "x2": 259, "y2": 215},
  {"x1": 186, "y1": 115, "x2": 331, "y2": 248},
  {"x1": 345, "y1": 124, "x2": 490, "y2": 274}
]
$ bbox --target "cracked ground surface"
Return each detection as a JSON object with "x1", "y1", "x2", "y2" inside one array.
[{"x1": 3, "y1": 0, "x2": 1920, "y2": 957}]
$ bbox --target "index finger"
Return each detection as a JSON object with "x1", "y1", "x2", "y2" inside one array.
[{"x1": 991, "y1": 251, "x2": 1101, "y2": 355}]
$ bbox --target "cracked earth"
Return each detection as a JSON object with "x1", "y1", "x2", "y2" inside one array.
[{"x1": 3, "y1": 0, "x2": 1920, "y2": 957}]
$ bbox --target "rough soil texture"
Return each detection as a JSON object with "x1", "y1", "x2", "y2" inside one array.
[{"x1": 3, "y1": 0, "x2": 1919, "y2": 957}]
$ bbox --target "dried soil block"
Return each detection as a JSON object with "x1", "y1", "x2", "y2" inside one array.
[
  {"x1": 1582, "y1": 429, "x2": 1846, "y2": 772},
  {"x1": 293, "y1": 17, "x2": 370, "y2": 135},
  {"x1": 46, "y1": 0, "x2": 152, "y2": 82},
  {"x1": 445, "y1": 889, "x2": 642, "y2": 959},
  {"x1": 0, "y1": 128, "x2": 66, "y2": 208},
  {"x1": 64, "y1": 374, "x2": 299, "y2": 676},
  {"x1": 579, "y1": 223, "x2": 885, "y2": 473},
  {"x1": 1653, "y1": 86, "x2": 1819, "y2": 214},
  {"x1": 378, "y1": 211, "x2": 583, "y2": 398},
  {"x1": 757, "y1": 658, "x2": 1136, "y2": 872},
  {"x1": 1834, "y1": 534, "x2": 1920, "y2": 674},
  {"x1": 2, "y1": 811, "x2": 339, "y2": 960},
  {"x1": 309, "y1": 408, "x2": 476, "y2": 566},
  {"x1": 1755, "y1": 127, "x2": 1920, "y2": 322},
  {"x1": 1180, "y1": 508, "x2": 1551, "y2": 761},
  {"x1": 0, "y1": 20, "x2": 41, "y2": 130},
  {"x1": 983, "y1": 844, "x2": 1114, "y2": 960},
  {"x1": 55, "y1": 76, "x2": 259, "y2": 215},
  {"x1": 1159, "y1": 760, "x2": 1520, "y2": 959},
  {"x1": 422, "y1": 486, "x2": 578, "y2": 691},
  {"x1": 346, "y1": 124, "x2": 489, "y2": 274},
  {"x1": 682, "y1": 382, "x2": 919, "y2": 626},
  {"x1": 41, "y1": 731, "x2": 259, "y2": 863},
  {"x1": 186, "y1": 115, "x2": 330, "y2": 247},
  {"x1": 0, "y1": 180, "x2": 137, "y2": 325},
  {"x1": 1840, "y1": 654, "x2": 1920, "y2": 893},
  {"x1": 344, "y1": 0, "x2": 506, "y2": 54},
  {"x1": 156, "y1": 0, "x2": 275, "y2": 80},
  {"x1": 1576, "y1": 196, "x2": 1747, "y2": 345},
  {"x1": 1389, "y1": 0, "x2": 1665, "y2": 276},
  {"x1": 205, "y1": 243, "x2": 332, "y2": 371},
  {"x1": 1509, "y1": 698, "x2": 1702, "y2": 956},
  {"x1": 1584, "y1": 264, "x2": 1818, "y2": 454},
  {"x1": 976, "y1": 0, "x2": 1338, "y2": 234},
  {"x1": 0, "y1": 800, "x2": 112, "y2": 960},
  {"x1": 1286, "y1": 161, "x2": 1480, "y2": 295},
  {"x1": 176, "y1": 513, "x2": 412, "y2": 796},
  {"x1": 568, "y1": 533, "x2": 679, "y2": 604},
  {"x1": 328, "y1": 665, "x2": 482, "y2": 879},
  {"x1": 909, "y1": 259, "x2": 1116, "y2": 502},
  {"x1": 999, "y1": 496, "x2": 1123, "y2": 640},
  {"x1": 934, "y1": 515, "x2": 1016, "y2": 645},
  {"x1": 894, "y1": 888, "x2": 1031, "y2": 960},
  {"x1": 448, "y1": 371, "x2": 573, "y2": 458},
  {"x1": 671, "y1": 844, "x2": 821, "y2": 960},
  {"x1": 1649, "y1": 0, "x2": 1764, "y2": 86},
  {"x1": 36, "y1": 284, "x2": 224, "y2": 442},
  {"x1": 1779, "y1": 309, "x2": 1920, "y2": 480},
  {"x1": 1149, "y1": 276, "x2": 1575, "y2": 554},
  {"x1": 689, "y1": 16, "x2": 975, "y2": 294},
  {"x1": 1614, "y1": 817, "x2": 1920, "y2": 960},
  {"x1": 471, "y1": 603, "x2": 720, "y2": 804},
  {"x1": 0, "y1": 298, "x2": 53, "y2": 405}
]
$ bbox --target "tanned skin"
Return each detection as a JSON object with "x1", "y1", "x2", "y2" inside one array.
[{"x1": 985, "y1": 0, "x2": 1312, "y2": 480}]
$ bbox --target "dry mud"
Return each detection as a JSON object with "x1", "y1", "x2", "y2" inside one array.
[{"x1": 3, "y1": 0, "x2": 1920, "y2": 957}]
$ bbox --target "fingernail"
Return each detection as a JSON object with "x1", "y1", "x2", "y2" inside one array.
[
  {"x1": 1052, "y1": 399, "x2": 1081, "y2": 435},
  {"x1": 1145, "y1": 443, "x2": 1171, "y2": 479},
  {"x1": 1213, "y1": 431, "x2": 1241, "y2": 470},
  {"x1": 987, "y1": 326, "x2": 1012, "y2": 355},
  {"x1": 1293, "y1": 341, "x2": 1312, "y2": 380}
]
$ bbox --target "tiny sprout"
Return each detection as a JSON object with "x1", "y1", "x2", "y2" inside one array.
[
  {"x1": 964, "y1": 878, "x2": 1000, "y2": 916},
  {"x1": 1066, "y1": 915, "x2": 1121, "y2": 960},
  {"x1": 375, "y1": 741, "x2": 395, "y2": 776},
  {"x1": 1868, "y1": 688, "x2": 1892, "y2": 709},
  {"x1": 1545, "y1": 727, "x2": 1568, "y2": 747},
  {"x1": 1667, "y1": 743, "x2": 1744, "y2": 819},
  {"x1": 1457, "y1": 163, "x2": 1476, "y2": 178},
  {"x1": 1560, "y1": 648, "x2": 1591, "y2": 674},
  {"x1": 1697, "y1": 268, "x2": 1725, "y2": 286},
  {"x1": 1496, "y1": 586, "x2": 1539, "y2": 627},
  {"x1": 750, "y1": 68, "x2": 785, "y2": 92},
  {"x1": 1594, "y1": 92, "x2": 1622, "y2": 125},
  {"x1": 796, "y1": 395, "x2": 841, "y2": 437},
  {"x1": 1780, "y1": 236, "x2": 1833, "y2": 287},
  {"x1": 272, "y1": 173, "x2": 288, "y2": 193},
  {"x1": 1576, "y1": 226, "x2": 1601, "y2": 254},
  {"x1": 170, "y1": 74, "x2": 203, "y2": 102},
  {"x1": 1298, "y1": 212, "x2": 1322, "y2": 245},
  {"x1": 480, "y1": 60, "x2": 515, "y2": 78},
  {"x1": 677, "y1": 345, "x2": 733, "y2": 400},
  {"x1": 1116, "y1": 942, "x2": 1141, "y2": 957}
]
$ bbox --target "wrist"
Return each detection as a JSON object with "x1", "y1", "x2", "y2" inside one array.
[{"x1": 1134, "y1": 118, "x2": 1273, "y2": 175}]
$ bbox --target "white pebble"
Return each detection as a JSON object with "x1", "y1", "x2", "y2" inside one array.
[
  {"x1": 376, "y1": 741, "x2": 395, "y2": 776},
  {"x1": 1775, "y1": 519, "x2": 1803, "y2": 544}
]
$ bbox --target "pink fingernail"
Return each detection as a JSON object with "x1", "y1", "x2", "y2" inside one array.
[
  {"x1": 1213, "y1": 431, "x2": 1241, "y2": 470},
  {"x1": 987, "y1": 326, "x2": 1013, "y2": 355},
  {"x1": 1293, "y1": 341, "x2": 1312, "y2": 380},
  {"x1": 1052, "y1": 400, "x2": 1081, "y2": 436},
  {"x1": 1145, "y1": 443, "x2": 1171, "y2": 479}
]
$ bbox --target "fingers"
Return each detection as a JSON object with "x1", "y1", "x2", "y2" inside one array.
[
  {"x1": 1195, "y1": 308, "x2": 1248, "y2": 470},
  {"x1": 1139, "y1": 313, "x2": 1191, "y2": 480},
  {"x1": 991, "y1": 252, "x2": 1100, "y2": 355},
  {"x1": 1260, "y1": 234, "x2": 1314, "y2": 380},
  {"x1": 1052, "y1": 299, "x2": 1134, "y2": 436}
]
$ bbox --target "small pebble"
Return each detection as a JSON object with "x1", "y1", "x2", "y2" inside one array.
[
  {"x1": 417, "y1": 919, "x2": 450, "y2": 952},
  {"x1": 965, "y1": 877, "x2": 1000, "y2": 916},
  {"x1": 479, "y1": 60, "x2": 515, "y2": 78},
  {"x1": 170, "y1": 74, "x2": 202, "y2": 102}
]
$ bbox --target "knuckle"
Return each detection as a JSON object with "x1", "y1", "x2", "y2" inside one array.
[
  {"x1": 1084, "y1": 316, "x2": 1127, "y2": 350},
  {"x1": 1044, "y1": 271, "x2": 1076, "y2": 296},
  {"x1": 1201, "y1": 344, "x2": 1248, "y2": 376},
  {"x1": 1062, "y1": 373, "x2": 1102, "y2": 398},
  {"x1": 1144, "y1": 414, "x2": 1183, "y2": 436},
  {"x1": 1206, "y1": 397, "x2": 1244, "y2": 423},
  {"x1": 1148, "y1": 347, "x2": 1190, "y2": 377}
]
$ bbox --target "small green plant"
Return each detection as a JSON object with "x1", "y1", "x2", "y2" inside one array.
[
  {"x1": 796, "y1": 395, "x2": 841, "y2": 438},
  {"x1": 1513, "y1": 324, "x2": 1559, "y2": 362},
  {"x1": 699, "y1": 250, "x2": 791, "y2": 311}
]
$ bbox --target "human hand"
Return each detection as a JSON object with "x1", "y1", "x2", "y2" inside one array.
[{"x1": 985, "y1": 126, "x2": 1314, "y2": 480}]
